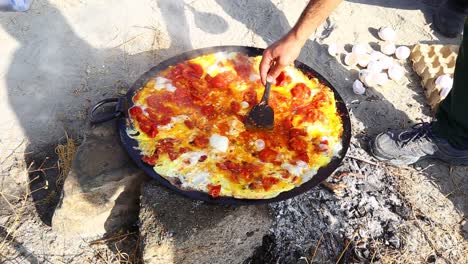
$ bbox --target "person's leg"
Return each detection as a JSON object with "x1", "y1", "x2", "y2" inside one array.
[
  {"x1": 369, "y1": 19, "x2": 468, "y2": 165},
  {"x1": 433, "y1": 0, "x2": 467, "y2": 38},
  {"x1": 432, "y1": 19, "x2": 468, "y2": 149}
]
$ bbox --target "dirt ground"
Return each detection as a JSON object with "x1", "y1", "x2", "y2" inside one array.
[{"x1": 0, "y1": 0, "x2": 466, "y2": 263}]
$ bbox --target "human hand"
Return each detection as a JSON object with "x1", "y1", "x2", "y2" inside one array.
[{"x1": 259, "y1": 32, "x2": 304, "y2": 84}]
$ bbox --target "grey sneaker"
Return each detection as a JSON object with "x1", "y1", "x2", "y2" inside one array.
[{"x1": 370, "y1": 122, "x2": 468, "y2": 166}]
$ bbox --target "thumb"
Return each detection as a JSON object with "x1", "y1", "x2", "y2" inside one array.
[
  {"x1": 266, "y1": 61, "x2": 286, "y2": 83},
  {"x1": 259, "y1": 50, "x2": 273, "y2": 85}
]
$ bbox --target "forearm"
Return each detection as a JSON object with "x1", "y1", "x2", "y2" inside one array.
[{"x1": 290, "y1": 0, "x2": 342, "y2": 43}]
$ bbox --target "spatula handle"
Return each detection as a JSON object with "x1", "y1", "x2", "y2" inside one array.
[{"x1": 260, "y1": 82, "x2": 272, "y2": 104}]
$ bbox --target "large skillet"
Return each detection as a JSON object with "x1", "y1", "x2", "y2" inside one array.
[{"x1": 90, "y1": 46, "x2": 351, "y2": 205}]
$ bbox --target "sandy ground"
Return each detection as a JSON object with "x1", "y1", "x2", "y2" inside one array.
[{"x1": 0, "y1": 0, "x2": 466, "y2": 263}]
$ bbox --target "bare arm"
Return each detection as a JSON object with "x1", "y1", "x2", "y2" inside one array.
[{"x1": 260, "y1": 0, "x2": 342, "y2": 84}]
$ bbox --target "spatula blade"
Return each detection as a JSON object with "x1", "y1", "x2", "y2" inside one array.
[{"x1": 244, "y1": 103, "x2": 274, "y2": 130}]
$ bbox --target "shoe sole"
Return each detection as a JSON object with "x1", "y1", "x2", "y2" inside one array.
[{"x1": 369, "y1": 138, "x2": 468, "y2": 167}]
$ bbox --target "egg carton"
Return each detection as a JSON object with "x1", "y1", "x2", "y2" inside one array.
[{"x1": 410, "y1": 44, "x2": 459, "y2": 109}]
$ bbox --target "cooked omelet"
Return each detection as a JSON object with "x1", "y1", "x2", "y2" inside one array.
[{"x1": 128, "y1": 52, "x2": 344, "y2": 199}]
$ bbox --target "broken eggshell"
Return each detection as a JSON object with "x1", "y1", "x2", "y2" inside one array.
[
  {"x1": 378, "y1": 56, "x2": 394, "y2": 70},
  {"x1": 370, "y1": 50, "x2": 385, "y2": 61},
  {"x1": 381, "y1": 41, "x2": 396, "y2": 55},
  {"x1": 358, "y1": 69, "x2": 369, "y2": 83},
  {"x1": 344, "y1": 53, "x2": 359, "y2": 66},
  {"x1": 327, "y1": 43, "x2": 342, "y2": 57},
  {"x1": 353, "y1": 80, "x2": 366, "y2": 95},
  {"x1": 367, "y1": 60, "x2": 384, "y2": 73},
  {"x1": 378, "y1": 26, "x2": 396, "y2": 42},
  {"x1": 363, "y1": 72, "x2": 379, "y2": 87},
  {"x1": 352, "y1": 43, "x2": 367, "y2": 55},
  {"x1": 435, "y1": 74, "x2": 453, "y2": 90},
  {"x1": 357, "y1": 53, "x2": 371, "y2": 68},
  {"x1": 388, "y1": 64, "x2": 405, "y2": 81},
  {"x1": 395, "y1": 46, "x2": 411, "y2": 60},
  {"x1": 376, "y1": 72, "x2": 389, "y2": 86}
]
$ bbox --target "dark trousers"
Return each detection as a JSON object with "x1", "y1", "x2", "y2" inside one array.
[
  {"x1": 432, "y1": 19, "x2": 468, "y2": 149},
  {"x1": 451, "y1": 0, "x2": 468, "y2": 11}
]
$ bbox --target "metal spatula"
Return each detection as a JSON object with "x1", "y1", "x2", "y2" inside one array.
[{"x1": 245, "y1": 81, "x2": 274, "y2": 130}]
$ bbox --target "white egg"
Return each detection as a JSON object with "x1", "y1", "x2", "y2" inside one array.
[
  {"x1": 370, "y1": 50, "x2": 385, "y2": 61},
  {"x1": 378, "y1": 56, "x2": 394, "y2": 70},
  {"x1": 327, "y1": 43, "x2": 342, "y2": 56},
  {"x1": 357, "y1": 53, "x2": 371, "y2": 68},
  {"x1": 209, "y1": 134, "x2": 229, "y2": 152},
  {"x1": 352, "y1": 43, "x2": 367, "y2": 55},
  {"x1": 435, "y1": 74, "x2": 453, "y2": 90},
  {"x1": 344, "y1": 53, "x2": 359, "y2": 66},
  {"x1": 395, "y1": 46, "x2": 411, "y2": 60},
  {"x1": 240, "y1": 101, "x2": 250, "y2": 109},
  {"x1": 353, "y1": 80, "x2": 366, "y2": 95},
  {"x1": 378, "y1": 26, "x2": 396, "y2": 42},
  {"x1": 367, "y1": 60, "x2": 383, "y2": 73},
  {"x1": 381, "y1": 41, "x2": 396, "y2": 55},
  {"x1": 388, "y1": 65, "x2": 405, "y2": 81},
  {"x1": 254, "y1": 139, "x2": 266, "y2": 151},
  {"x1": 376, "y1": 72, "x2": 389, "y2": 86}
]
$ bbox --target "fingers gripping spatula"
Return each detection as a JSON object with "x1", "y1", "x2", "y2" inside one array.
[{"x1": 245, "y1": 81, "x2": 274, "y2": 130}]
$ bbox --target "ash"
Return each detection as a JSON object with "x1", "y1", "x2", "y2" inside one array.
[{"x1": 248, "y1": 144, "x2": 409, "y2": 263}]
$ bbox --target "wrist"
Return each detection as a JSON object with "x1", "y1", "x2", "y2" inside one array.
[{"x1": 288, "y1": 27, "x2": 309, "y2": 45}]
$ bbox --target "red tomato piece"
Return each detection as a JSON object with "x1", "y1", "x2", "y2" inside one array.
[
  {"x1": 262, "y1": 177, "x2": 280, "y2": 191},
  {"x1": 140, "y1": 124, "x2": 156, "y2": 138},
  {"x1": 239, "y1": 163, "x2": 259, "y2": 182},
  {"x1": 289, "y1": 128, "x2": 307, "y2": 138},
  {"x1": 146, "y1": 94, "x2": 175, "y2": 114},
  {"x1": 291, "y1": 83, "x2": 311, "y2": 99},
  {"x1": 275, "y1": 71, "x2": 292, "y2": 86},
  {"x1": 216, "y1": 121, "x2": 229, "y2": 135},
  {"x1": 129, "y1": 106, "x2": 143, "y2": 117},
  {"x1": 201, "y1": 105, "x2": 217, "y2": 119},
  {"x1": 184, "y1": 120, "x2": 195, "y2": 129},
  {"x1": 158, "y1": 116, "x2": 172, "y2": 126},
  {"x1": 282, "y1": 116, "x2": 293, "y2": 129},
  {"x1": 179, "y1": 147, "x2": 189, "y2": 154},
  {"x1": 248, "y1": 182, "x2": 260, "y2": 190},
  {"x1": 187, "y1": 63, "x2": 204, "y2": 79},
  {"x1": 142, "y1": 155, "x2": 158, "y2": 165},
  {"x1": 295, "y1": 152, "x2": 310, "y2": 163},
  {"x1": 166, "y1": 64, "x2": 184, "y2": 80},
  {"x1": 242, "y1": 88, "x2": 258, "y2": 105},
  {"x1": 209, "y1": 72, "x2": 236, "y2": 89},
  {"x1": 207, "y1": 184, "x2": 221, "y2": 198},
  {"x1": 192, "y1": 135, "x2": 209, "y2": 148},
  {"x1": 222, "y1": 161, "x2": 241, "y2": 173},
  {"x1": 258, "y1": 148, "x2": 278, "y2": 163},
  {"x1": 230, "y1": 101, "x2": 241, "y2": 114},
  {"x1": 198, "y1": 155, "x2": 208, "y2": 162},
  {"x1": 288, "y1": 137, "x2": 308, "y2": 152}
]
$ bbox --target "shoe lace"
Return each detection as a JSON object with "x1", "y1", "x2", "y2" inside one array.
[{"x1": 397, "y1": 122, "x2": 433, "y2": 147}]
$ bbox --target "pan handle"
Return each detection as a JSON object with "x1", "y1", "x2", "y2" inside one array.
[{"x1": 90, "y1": 97, "x2": 126, "y2": 124}]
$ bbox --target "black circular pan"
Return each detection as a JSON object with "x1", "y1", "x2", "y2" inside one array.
[{"x1": 118, "y1": 46, "x2": 351, "y2": 205}]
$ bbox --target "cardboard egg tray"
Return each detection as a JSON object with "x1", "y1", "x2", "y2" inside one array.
[{"x1": 410, "y1": 44, "x2": 459, "y2": 109}]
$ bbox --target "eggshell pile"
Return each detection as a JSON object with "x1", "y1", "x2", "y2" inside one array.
[{"x1": 327, "y1": 25, "x2": 411, "y2": 95}]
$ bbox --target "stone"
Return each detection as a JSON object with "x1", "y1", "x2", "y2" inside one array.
[
  {"x1": 52, "y1": 120, "x2": 148, "y2": 238},
  {"x1": 139, "y1": 182, "x2": 272, "y2": 264}
]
